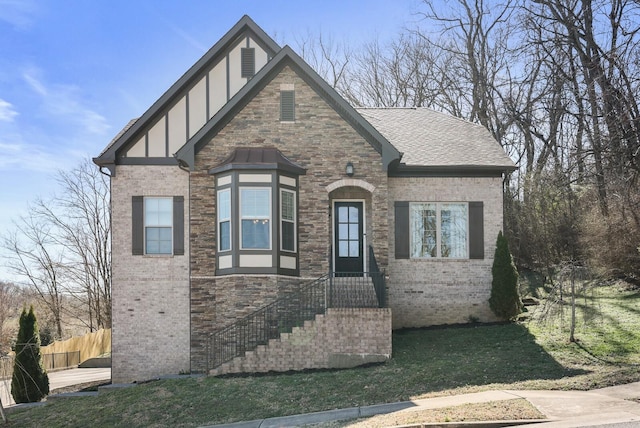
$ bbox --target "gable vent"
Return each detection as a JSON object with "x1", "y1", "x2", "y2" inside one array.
[
  {"x1": 241, "y1": 48, "x2": 255, "y2": 78},
  {"x1": 280, "y1": 90, "x2": 295, "y2": 122}
]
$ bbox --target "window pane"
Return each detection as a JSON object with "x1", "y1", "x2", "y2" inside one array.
[
  {"x1": 349, "y1": 241, "x2": 359, "y2": 257},
  {"x1": 281, "y1": 191, "x2": 294, "y2": 221},
  {"x1": 441, "y1": 204, "x2": 467, "y2": 258},
  {"x1": 338, "y1": 206, "x2": 348, "y2": 222},
  {"x1": 145, "y1": 197, "x2": 172, "y2": 226},
  {"x1": 348, "y1": 206, "x2": 359, "y2": 222},
  {"x1": 339, "y1": 240, "x2": 349, "y2": 257},
  {"x1": 349, "y1": 224, "x2": 358, "y2": 240},
  {"x1": 241, "y1": 189, "x2": 270, "y2": 218},
  {"x1": 219, "y1": 221, "x2": 230, "y2": 251},
  {"x1": 242, "y1": 219, "x2": 270, "y2": 249},
  {"x1": 282, "y1": 221, "x2": 295, "y2": 252},
  {"x1": 411, "y1": 204, "x2": 436, "y2": 258},
  {"x1": 146, "y1": 227, "x2": 172, "y2": 254},
  {"x1": 338, "y1": 224, "x2": 348, "y2": 240},
  {"x1": 218, "y1": 190, "x2": 230, "y2": 220}
]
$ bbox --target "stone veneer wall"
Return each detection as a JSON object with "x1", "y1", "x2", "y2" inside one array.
[
  {"x1": 210, "y1": 308, "x2": 392, "y2": 376},
  {"x1": 388, "y1": 176, "x2": 504, "y2": 328},
  {"x1": 111, "y1": 165, "x2": 190, "y2": 382},
  {"x1": 189, "y1": 65, "x2": 390, "y2": 369}
]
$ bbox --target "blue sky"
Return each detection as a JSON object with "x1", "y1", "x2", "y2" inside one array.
[{"x1": 0, "y1": 0, "x2": 426, "y2": 280}]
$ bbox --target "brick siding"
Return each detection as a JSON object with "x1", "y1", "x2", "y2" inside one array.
[
  {"x1": 388, "y1": 176, "x2": 504, "y2": 327},
  {"x1": 190, "y1": 65, "x2": 390, "y2": 366},
  {"x1": 110, "y1": 165, "x2": 191, "y2": 383}
]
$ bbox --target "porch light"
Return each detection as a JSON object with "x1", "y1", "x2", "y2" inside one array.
[{"x1": 346, "y1": 162, "x2": 354, "y2": 177}]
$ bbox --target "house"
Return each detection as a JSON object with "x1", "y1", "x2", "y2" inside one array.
[{"x1": 94, "y1": 16, "x2": 515, "y2": 383}]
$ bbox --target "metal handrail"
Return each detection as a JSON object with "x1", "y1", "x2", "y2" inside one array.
[
  {"x1": 207, "y1": 247, "x2": 387, "y2": 371},
  {"x1": 207, "y1": 275, "x2": 329, "y2": 370}
]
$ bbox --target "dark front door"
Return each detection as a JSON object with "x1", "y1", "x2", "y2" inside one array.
[{"x1": 334, "y1": 201, "x2": 364, "y2": 275}]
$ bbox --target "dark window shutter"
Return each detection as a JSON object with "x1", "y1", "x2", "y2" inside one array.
[
  {"x1": 280, "y1": 90, "x2": 295, "y2": 121},
  {"x1": 394, "y1": 201, "x2": 410, "y2": 259},
  {"x1": 132, "y1": 196, "x2": 144, "y2": 255},
  {"x1": 241, "y1": 48, "x2": 255, "y2": 78},
  {"x1": 469, "y1": 201, "x2": 484, "y2": 259},
  {"x1": 173, "y1": 196, "x2": 185, "y2": 256}
]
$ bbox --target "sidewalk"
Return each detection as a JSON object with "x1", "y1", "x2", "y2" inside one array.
[
  {"x1": 203, "y1": 382, "x2": 640, "y2": 428},
  {"x1": 0, "y1": 367, "x2": 111, "y2": 407}
]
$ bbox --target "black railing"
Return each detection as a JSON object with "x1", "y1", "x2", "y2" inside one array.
[
  {"x1": 327, "y1": 271, "x2": 385, "y2": 308},
  {"x1": 369, "y1": 245, "x2": 387, "y2": 308},
  {"x1": 207, "y1": 247, "x2": 387, "y2": 371},
  {"x1": 207, "y1": 275, "x2": 329, "y2": 370}
]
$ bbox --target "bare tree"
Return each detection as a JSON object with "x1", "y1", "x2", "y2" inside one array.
[
  {"x1": 1, "y1": 159, "x2": 111, "y2": 338},
  {"x1": 0, "y1": 281, "x2": 19, "y2": 354},
  {"x1": 33, "y1": 160, "x2": 111, "y2": 330},
  {"x1": 2, "y1": 217, "x2": 65, "y2": 339}
]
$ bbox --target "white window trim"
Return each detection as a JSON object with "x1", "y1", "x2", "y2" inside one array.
[
  {"x1": 217, "y1": 188, "x2": 232, "y2": 252},
  {"x1": 280, "y1": 188, "x2": 296, "y2": 252},
  {"x1": 410, "y1": 202, "x2": 469, "y2": 259},
  {"x1": 144, "y1": 196, "x2": 173, "y2": 255},
  {"x1": 239, "y1": 187, "x2": 272, "y2": 250}
]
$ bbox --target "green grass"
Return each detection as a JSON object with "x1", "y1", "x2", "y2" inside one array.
[{"x1": 5, "y1": 285, "x2": 640, "y2": 428}]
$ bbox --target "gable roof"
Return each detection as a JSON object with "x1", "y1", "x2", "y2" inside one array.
[
  {"x1": 175, "y1": 45, "x2": 402, "y2": 171},
  {"x1": 357, "y1": 108, "x2": 516, "y2": 176},
  {"x1": 93, "y1": 15, "x2": 280, "y2": 171}
]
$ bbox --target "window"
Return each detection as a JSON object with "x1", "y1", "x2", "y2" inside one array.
[
  {"x1": 241, "y1": 48, "x2": 255, "y2": 78},
  {"x1": 132, "y1": 196, "x2": 184, "y2": 256},
  {"x1": 209, "y1": 148, "x2": 306, "y2": 275},
  {"x1": 144, "y1": 197, "x2": 173, "y2": 254},
  {"x1": 218, "y1": 189, "x2": 231, "y2": 251},
  {"x1": 240, "y1": 188, "x2": 271, "y2": 249},
  {"x1": 410, "y1": 203, "x2": 468, "y2": 258},
  {"x1": 280, "y1": 90, "x2": 295, "y2": 122},
  {"x1": 280, "y1": 189, "x2": 296, "y2": 252},
  {"x1": 395, "y1": 201, "x2": 483, "y2": 260}
]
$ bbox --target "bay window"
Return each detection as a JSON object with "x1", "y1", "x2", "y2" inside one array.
[
  {"x1": 218, "y1": 189, "x2": 231, "y2": 252},
  {"x1": 210, "y1": 147, "x2": 306, "y2": 275},
  {"x1": 280, "y1": 189, "x2": 296, "y2": 252},
  {"x1": 240, "y1": 188, "x2": 271, "y2": 249}
]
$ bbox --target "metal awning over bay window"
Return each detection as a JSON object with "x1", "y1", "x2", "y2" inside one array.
[{"x1": 209, "y1": 147, "x2": 306, "y2": 276}]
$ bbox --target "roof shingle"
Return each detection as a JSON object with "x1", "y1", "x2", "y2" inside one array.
[{"x1": 356, "y1": 107, "x2": 515, "y2": 169}]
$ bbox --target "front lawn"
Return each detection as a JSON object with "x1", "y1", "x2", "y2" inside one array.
[{"x1": 5, "y1": 284, "x2": 640, "y2": 428}]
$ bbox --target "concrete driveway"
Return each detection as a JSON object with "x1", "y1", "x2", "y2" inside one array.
[{"x1": 0, "y1": 367, "x2": 111, "y2": 407}]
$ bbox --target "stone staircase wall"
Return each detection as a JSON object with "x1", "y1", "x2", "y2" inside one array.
[{"x1": 210, "y1": 307, "x2": 392, "y2": 376}]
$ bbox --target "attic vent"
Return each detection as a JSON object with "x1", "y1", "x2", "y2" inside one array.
[
  {"x1": 241, "y1": 48, "x2": 255, "y2": 78},
  {"x1": 280, "y1": 90, "x2": 295, "y2": 122}
]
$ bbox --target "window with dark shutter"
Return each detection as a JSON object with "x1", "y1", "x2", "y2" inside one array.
[
  {"x1": 468, "y1": 201, "x2": 484, "y2": 259},
  {"x1": 394, "y1": 201, "x2": 410, "y2": 259},
  {"x1": 280, "y1": 90, "x2": 295, "y2": 122},
  {"x1": 241, "y1": 48, "x2": 255, "y2": 78},
  {"x1": 173, "y1": 196, "x2": 185, "y2": 255},
  {"x1": 132, "y1": 195, "x2": 185, "y2": 256},
  {"x1": 132, "y1": 196, "x2": 144, "y2": 255}
]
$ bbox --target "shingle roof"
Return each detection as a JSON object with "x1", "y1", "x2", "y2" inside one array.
[
  {"x1": 98, "y1": 118, "x2": 138, "y2": 157},
  {"x1": 356, "y1": 108, "x2": 515, "y2": 170}
]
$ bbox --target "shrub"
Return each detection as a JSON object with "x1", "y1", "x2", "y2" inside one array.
[
  {"x1": 11, "y1": 306, "x2": 49, "y2": 403},
  {"x1": 489, "y1": 231, "x2": 522, "y2": 320}
]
